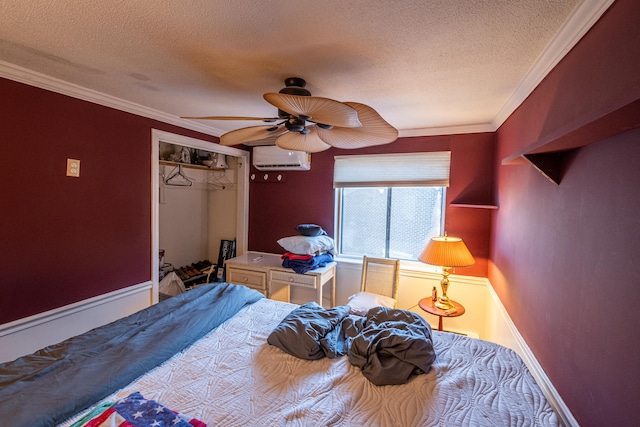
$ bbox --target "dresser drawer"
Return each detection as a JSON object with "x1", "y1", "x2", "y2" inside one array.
[
  {"x1": 227, "y1": 268, "x2": 267, "y2": 291},
  {"x1": 270, "y1": 270, "x2": 317, "y2": 289}
]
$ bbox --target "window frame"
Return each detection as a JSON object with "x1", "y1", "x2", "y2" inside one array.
[{"x1": 334, "y1": 185, "x2": 447, "y2": 262}]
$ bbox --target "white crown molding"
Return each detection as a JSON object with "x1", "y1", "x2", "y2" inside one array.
[
  {"x1": 398, "y1": 122, "x2": 496, "y2": 138},
  {"x1": 0, "y1": 60, "x2": 224, "y2": 138},
  {"x1": 492, "y1": 0, "x2": 615, "y2": 130}
]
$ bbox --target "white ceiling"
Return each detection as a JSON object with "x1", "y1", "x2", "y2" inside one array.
[{"x1": 0, "y1": 0, "x2": 612, "y2": 139}]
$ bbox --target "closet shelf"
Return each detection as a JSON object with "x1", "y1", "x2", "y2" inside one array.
[{"x1": 160, "y1": 160, "x2": 225, "y2": 171}]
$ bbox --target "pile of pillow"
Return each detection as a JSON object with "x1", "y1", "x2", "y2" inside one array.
[{"x1": 277, "y1": 224, "x2": 336, "y2": 256}]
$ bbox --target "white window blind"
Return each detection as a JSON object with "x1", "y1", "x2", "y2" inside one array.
[{"x1": 333, "y1": 151, "x2": 451, "y2": 188}]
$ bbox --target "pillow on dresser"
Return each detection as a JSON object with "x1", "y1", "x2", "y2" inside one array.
[
  {"x1": 295, "y1": 224, "x2": 327, "y2": 237},
  {"x1": 277, "y1": 235, "x2": 335, "y2": 255}
]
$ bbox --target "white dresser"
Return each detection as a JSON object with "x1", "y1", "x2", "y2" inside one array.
[{"x1": 224, "y1": 252, "x2": 336, "y2": 306}]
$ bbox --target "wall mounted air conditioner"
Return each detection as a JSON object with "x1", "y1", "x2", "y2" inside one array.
[{"x1": 252, "y1": 146, "x2": 311, "y2": 171}]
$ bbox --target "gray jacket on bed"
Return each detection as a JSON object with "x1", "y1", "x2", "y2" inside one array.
[{"x1": 268, "y1": 303, "x2": 436, "y2": 386}]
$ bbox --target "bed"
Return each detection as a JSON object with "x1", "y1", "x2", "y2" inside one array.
[{"x1": 0, "y1": 283, "x2": 559, "y2": 427}]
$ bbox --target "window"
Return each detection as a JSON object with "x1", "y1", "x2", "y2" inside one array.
[
  {"x1": 334, "y1": 152, "x2": 450, "y2": 261},
  {"x1": 338, "y1": 186, "x2": 445, "y2": 259}
]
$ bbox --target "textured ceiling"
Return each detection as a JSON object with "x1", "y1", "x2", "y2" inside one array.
[{"x1": 0, "y1": 1, "x2": 612, "y2": 138}]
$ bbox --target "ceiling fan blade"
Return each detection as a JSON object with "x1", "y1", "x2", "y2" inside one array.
[
  {"x1": 275, "y1": 127, "x2": 332, "y2": 153},
  {"x1": 264, "y1": 93, "x2": 361, "y2": 128},
  {"x1": 181, "y1": 115, "x2": 279, "y2": 122},
  {"x1": 220, "y1": 125, "x2": 286, "y2": 146},
  {"x1": 316, "y1": 102, "x2": 398, "y2": 149}
]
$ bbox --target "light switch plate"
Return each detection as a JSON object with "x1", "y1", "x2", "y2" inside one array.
[{"x1": 66, "y1": 159, "x2": 80, "y2": 177}]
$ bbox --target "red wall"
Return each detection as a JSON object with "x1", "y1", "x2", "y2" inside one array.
[
  {"x1": 0, "y1": 78, "x2": 219, "y2": 325},
  {"x1": 492, "y1": 1, "x2": 640, "y2": 425},
  {"x1": 0, "y1": 78, "x2": 495, "y2": 323},
  {"x1": 248, "y1": 132, "x2": 495, "y2": 278},
  {"x1": 3, "y1": 2, "x2": 638, "y2": 423}
]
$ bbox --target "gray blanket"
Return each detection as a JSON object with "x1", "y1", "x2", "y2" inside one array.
[
  {"x1": 0, "y1": 283, "x2": 263, "y2": 427},
  {"x1": 268, "y1": 303, "x2": 436, "y2": 385}
]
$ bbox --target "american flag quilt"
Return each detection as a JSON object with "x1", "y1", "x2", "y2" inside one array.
[{"x1": 72, "y1": 392, "x2": 206, "y2": 427}]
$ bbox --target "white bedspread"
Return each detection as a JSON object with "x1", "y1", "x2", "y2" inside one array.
[{"x1": 62, "y1": 298, "x2": 558, "y2": 426}]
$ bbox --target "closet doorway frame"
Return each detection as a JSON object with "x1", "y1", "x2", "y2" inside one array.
[{"x1": 151, "y1": 129, "x2": 250, "y2": 303}]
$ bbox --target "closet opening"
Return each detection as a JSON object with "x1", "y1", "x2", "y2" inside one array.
[{"x1": 151, "y1": 130, "x2": 249, "y2": 303}]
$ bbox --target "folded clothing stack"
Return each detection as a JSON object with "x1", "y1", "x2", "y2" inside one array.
[
  {"x1": 281, "y1": 252, "x2": 334, "y2": 274},
  {"x1": 278, "y1": 224, "x2": 335, "y2": 274}
]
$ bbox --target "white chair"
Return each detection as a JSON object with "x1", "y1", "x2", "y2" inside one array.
[
  {"x1": 348, "y1": 256, "x2": 401, "y2": 315},
  {"x1": 360, "y1": 256, "x2": 400, "y2": 303}
]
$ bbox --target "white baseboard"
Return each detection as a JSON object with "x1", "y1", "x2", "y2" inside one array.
[
  {"x1": 0, "y1": 282, "x2": 152, "y2": 363},
  {"x1": 487, "y1": 283, "x2": 578, "y2": 427}
]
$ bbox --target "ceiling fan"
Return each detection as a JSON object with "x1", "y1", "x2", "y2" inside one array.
[{"x1": 181, "y1": 77, "x2": 398, "y2": 153}]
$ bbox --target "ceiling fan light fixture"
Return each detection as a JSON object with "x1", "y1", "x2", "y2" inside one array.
[
  {"x1": 285, "y1": 117, "x2": 306, "y2": 133},
  {"x1": 183, "y1": 77, "x2": 397, "y2": 153}
]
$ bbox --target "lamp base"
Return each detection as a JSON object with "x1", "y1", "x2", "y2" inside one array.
[
  {"x1": 435, "y1": 268, "x2": 455, "y2": 310},
  {"x1": 434, "y1": 297, "x2": 455, "y2": 310}
]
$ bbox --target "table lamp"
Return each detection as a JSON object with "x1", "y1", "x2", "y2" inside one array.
[{"x1": 418, "y1": 233, "x2": 475, "y2": 310}]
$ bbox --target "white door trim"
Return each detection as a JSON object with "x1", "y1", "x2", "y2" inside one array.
[{"x1": 151, "y1": 129, "x2": 250, "y2": 303}]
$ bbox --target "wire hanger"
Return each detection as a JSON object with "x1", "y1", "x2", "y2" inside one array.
[
  {"x1": 164, "y1": 164, "x2": 193, "y2": 187},
  {"x1": 207, "y1": 169, "x2": 233, "y2": 190}
]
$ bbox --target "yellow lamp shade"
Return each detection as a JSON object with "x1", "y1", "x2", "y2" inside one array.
[{"x1": 418, "y1": 235, "x2": 475, "y2": 268}]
